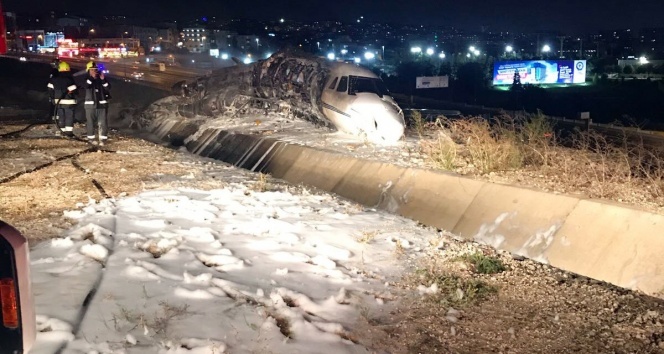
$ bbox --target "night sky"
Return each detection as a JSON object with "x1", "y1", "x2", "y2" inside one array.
[{"x1": 4, "y1": 0, "x2": 664, "y2": 33}]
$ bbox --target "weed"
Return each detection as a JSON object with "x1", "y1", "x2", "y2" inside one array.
[
  {"x1": 356, "y1": 230, "x2": 379, "y2": 244},
  {"x1": 251, "y1": 173, "x2": 270, "y2": 192},
  {"x1": 420, "y1": 131, "x2": 457, "y2": 170},
  {"x1": 394, "y1": 239, "x2": 406, "y2": 258},
  {"x1": 457, "y1": 252, "x2": 506, "y2": 274},
  {"x1": 409, "y1": 110, "x2": 427, "y2": 137},
  {"x1": 415, "y1": 269, "x2": 497, "y2": 306},
  {"x1": 111, "y1": 301, "x2": 190, "y2": 338}
]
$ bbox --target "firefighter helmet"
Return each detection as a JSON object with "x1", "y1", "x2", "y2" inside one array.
[
  {"x1": 58, "y1": 61, "x2": 70, "y2": 72},
  {"x1": 86, "y1": 61, "x2": 97, "y2": 71}
]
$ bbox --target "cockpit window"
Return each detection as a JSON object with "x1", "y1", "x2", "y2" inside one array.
[
  {"x1": 348, "y1": 76, "x2": 390, "y2": 97},
  {"x1": 336, "y1": 76, "x2": 349, "y2": 93},
  {"x1": 328, "y1": 77, "x2": 339, "y2": 90}
]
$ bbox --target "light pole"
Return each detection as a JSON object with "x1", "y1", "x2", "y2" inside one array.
[{"x1": 542, "y1": 44, "x2": 551, "y2": 58}]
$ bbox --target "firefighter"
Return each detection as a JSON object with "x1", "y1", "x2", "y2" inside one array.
[
  {"x1": 83, "y1": 62, "x2": 111, "y2": 145},
  {"x1": 47, "y1": 58, "x2": 60, "y2": 121},
  {"x1": 47, "y1": 61, "x2": 78, "y2": 136}
]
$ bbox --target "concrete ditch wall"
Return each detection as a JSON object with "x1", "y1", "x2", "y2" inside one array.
[{"x1": 146, "y1": 115, "x2": 664, "y2": 297}]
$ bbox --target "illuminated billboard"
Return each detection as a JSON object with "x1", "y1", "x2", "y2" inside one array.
[{"x1": 493, "y1": 60, "x2": 587, "y2": 85}]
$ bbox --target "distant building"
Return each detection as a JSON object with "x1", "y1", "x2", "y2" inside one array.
[
  {"x1": 211, "y1": 30, "x2": 237, "y2": 51},
  {"x1": 15, "y1": 30, "x2": 44, "y2": 51},
  {"x1": 638, "y1": 28, "x2": 664, "y2": 55},
  {"x1": 118, "y1": 25, "x2": 158, "y2": 53},
  {"x1": 235, "y1": 34, "x2": 262, "y2": 53},
  {"x1": 183, "y1": 27, "x2": 209, "y2": 53},
  {"x1": 56, "y1": 15, "x2": 90, "y2": 39}
]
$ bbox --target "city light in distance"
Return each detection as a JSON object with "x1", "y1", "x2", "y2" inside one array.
[
  {"x1": 364, "y1": 52, "x2": 375, "y2": 60},
  {"x1": 639, "y1": 56, "x2": 649, "y2": 64},
  {"x1": 426, "y1": 48, "x2": 434, "y2": 55},
  {"x1": 221, "y1": 53, "x2": 228, "y2": 60},
  {"x1": 354, "y1": 57, "x2": 361, "y2": 63},
  {"x1": 243, "y1": 57, "x2": 251, "y2": 64},
  {"x1": 542, "y1": 44, "x2": 551, "y2": 53},
  {"x1": 410, "y1": 46, "x2": 422, "y2": 54},
  {"x1": 505, "y1": 45, "x2": 513, "y2": 52},
  {"x1": 340, "y1": 49, "x2": 348, "y2": 55},
  {"x1": 438, "y1": 52, "x2": 446, "y2": 59},
  {"x1": 327, "y1": 52, "x2": 335, "y2": 60}
]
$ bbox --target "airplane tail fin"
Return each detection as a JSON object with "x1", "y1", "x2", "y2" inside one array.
[{"x1": 231, "y1": 57, "x2": 243, "y2": 65}]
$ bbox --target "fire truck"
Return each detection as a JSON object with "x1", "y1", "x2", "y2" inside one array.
[{"x1": 0, "y1": 0, "x2": 7, "y2": 54}]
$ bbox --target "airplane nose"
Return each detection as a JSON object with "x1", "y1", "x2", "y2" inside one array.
[
  {"x1": 349, "y1": 96, "x2": 405, "y2": 144},
  {"x1": 373, "y1": 108, "x2": 405, "y2": 143}
]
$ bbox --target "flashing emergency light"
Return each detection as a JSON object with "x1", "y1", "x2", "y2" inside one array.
[{"x1": 0, "y1": 220, "x2": 35, "y2": 354}]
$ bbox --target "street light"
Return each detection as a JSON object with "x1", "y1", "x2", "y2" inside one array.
[
  {"x1": 410, "y1": 46, "x2": 422, "y2": 54},
  {"x1": 438, "y1": 52, "x2": 446, "y2": 59},
  {"x1": 469, "y1": 45, "x2": 476, "y2": 52},
  {"x1": 542, "y1": 44, "x2": 551, "y2": 53},
  {"x1": 426, "y1": 47, "x2": 434, "y2": 56},
  {"x1": 505, "y1": 45, "x2": 513, "y2": 53},
  {"x1": 364, "y1": 52, "x2": 375, "y2": 60},
  {"x1": 473, "y1": 49, "x2": 480, "y2": 56},
  {"x1": 327, "y1": 52, "x2": 335, "y2": 60}
]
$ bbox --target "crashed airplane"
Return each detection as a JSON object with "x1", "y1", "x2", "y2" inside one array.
[{"x1": 142, "y1": 49, "x2": 406, "y2": 143}]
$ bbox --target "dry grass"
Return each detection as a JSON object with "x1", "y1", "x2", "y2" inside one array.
[
  {"x1": 111, "y1": 301, "x2": 191, "y2": 338},
  {"x1": 250, "y1": 172, "x2": 271, "y2": 192},
  {"x1": 356, "y1": 230, "x2": 379, "y2": 244},
  {"x1": 417, "y1": 112, "x2": 664, "y2": 213}
]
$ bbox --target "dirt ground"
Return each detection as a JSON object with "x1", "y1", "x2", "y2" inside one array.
[
  {"x1": 355, "y1": 238, "x2": 664, "y2": 354},
  {"x1": 0, "y1": 122, "x2": 223, "y2": 241},
  {"x1": 2, "y1": 118, "x2": 663, "y2": 354}
]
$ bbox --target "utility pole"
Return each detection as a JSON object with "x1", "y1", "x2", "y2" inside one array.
[{"x1": 557, "y1": 36, "x2": 565, "y2": 58}]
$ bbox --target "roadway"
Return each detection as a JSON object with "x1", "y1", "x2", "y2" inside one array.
[{"x1": 2, "y1": 52, "x2": 206, "y2": 91}]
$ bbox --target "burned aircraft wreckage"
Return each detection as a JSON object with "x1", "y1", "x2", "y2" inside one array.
[{"x1": 142, "y1": 49, "x2": 406, "y2": 143}]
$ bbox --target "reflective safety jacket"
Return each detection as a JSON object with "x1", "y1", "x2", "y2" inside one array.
[
  {"x1": 47, "y1": 73, "x2": 78, "y2": 106},
  {"x1": 84, "y1": 75, "x2": 111, "y2": 108}
]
